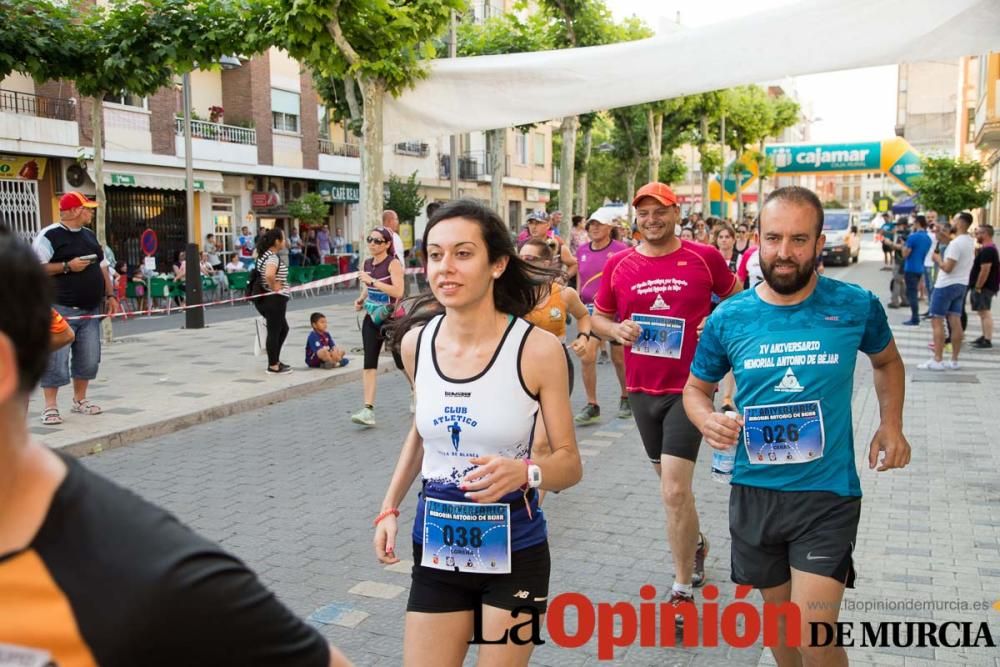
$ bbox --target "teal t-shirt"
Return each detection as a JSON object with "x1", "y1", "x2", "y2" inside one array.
[{"x1": 690, "y1": 276, "x2": 892, "y2": 497}]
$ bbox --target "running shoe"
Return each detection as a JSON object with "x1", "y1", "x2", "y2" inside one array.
[
  {"x1": 574, "y1": 403, "x2": 601, "y2": 426},
  {"x1": 617, "y1": 396, "x2": 632, "y2": 419},
  {"x1": 668, "y1": 590, "x2": 696, "y2": 627},
  {"x1": 351, "y1": 406, "x2": 376, "y2": 426},
  {"x1": 901, "y1": 319, "x2": 920, "y2": 326},
  {"x1": 266, "y1": 364, "x2": 293, "y2": 375},
  {"x1": 944, "y1": 360, "x2": 960, "y2": 370},
  {"x1": 973, "y1": 339, "x2": 992, "y2": 349},
  {"x1": 917, "y1": 359, "x2": 945, "y2": 371},
  {"x1": 692, "y1": 532, "x2": 709, "y2": 588}
]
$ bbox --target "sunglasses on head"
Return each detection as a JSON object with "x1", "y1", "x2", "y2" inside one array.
[{"x1": 366, "y1": 236, "x2": 387, "y2": 244}]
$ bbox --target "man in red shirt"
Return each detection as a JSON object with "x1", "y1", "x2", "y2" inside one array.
[{"x1": 591, "y1": 182, "x2": 740, "y2": 618}]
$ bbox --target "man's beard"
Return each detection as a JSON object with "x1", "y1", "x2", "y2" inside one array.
[{"x1": 760, "y1": 253, "x2": 816, "y2": 295}]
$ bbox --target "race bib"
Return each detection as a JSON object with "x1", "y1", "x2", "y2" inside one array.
[
  {"x1": 743, "y1": 401, "x2": 825, "y2": 465},
  {"x1": 422, "y1": 498, "x2": 511, "y2": 574},
  {"x1": 631, "y1": 314, "x2": 685, "y2": 359}
]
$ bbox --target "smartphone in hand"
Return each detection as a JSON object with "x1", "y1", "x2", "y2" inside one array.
[{"x1": 79, "y1": 254, "x2": 98, "y2": 264}]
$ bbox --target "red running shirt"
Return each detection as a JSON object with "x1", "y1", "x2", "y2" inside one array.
[{"x1": 593, "y1": 241, "x2": 737, "y2": 395}]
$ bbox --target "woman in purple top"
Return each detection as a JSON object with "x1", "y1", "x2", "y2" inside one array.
[
  {"x1": 351, "y1": 226, "x2": 404, "y2": 427},
  {"x1": 574, "y1": 210, "x2": 630, "y2": 426},
  {"x1": 316, "y1": 227, "x2": 332, "y2": 260}
]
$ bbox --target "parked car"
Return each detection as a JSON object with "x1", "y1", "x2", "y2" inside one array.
[
  {"x1": 822, "y1": 209, "x2": 860, "y2": 265},
  {"x1": 859, "y1": 211, "x2": 877, "y2": 233}
]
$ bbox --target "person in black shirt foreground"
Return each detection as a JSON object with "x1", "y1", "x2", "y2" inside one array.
[{"x1": 0, "y1": 226, "x2": 350, "y2": 666}]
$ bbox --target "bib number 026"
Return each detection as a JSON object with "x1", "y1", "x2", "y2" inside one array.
[{"x1": 441, "y1": 525, "x2": 484, "y2": 548}]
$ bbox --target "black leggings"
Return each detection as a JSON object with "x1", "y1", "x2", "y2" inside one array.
[
  {"x1": 255, "y1": 294, "x2": 289, "y2": 366},
  {"x1": 361, "y1": 314, "x2": 404, "y2": 370}
]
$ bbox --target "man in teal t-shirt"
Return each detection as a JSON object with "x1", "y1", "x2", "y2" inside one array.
[{"x1": 683, "y1": 186, "x2": 911, "y2": 667}]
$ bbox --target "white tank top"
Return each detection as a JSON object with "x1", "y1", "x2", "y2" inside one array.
[{"x1": 415, "y1": 314, "x2": 540, "y2": 487}]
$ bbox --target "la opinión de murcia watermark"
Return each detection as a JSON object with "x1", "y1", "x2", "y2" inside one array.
[
  {"x1": 808, "y1": 598, "x2": 997, "y2": 613},
  {"x1": 468, "y1": 585, "x2": 999, "y2": 660}
]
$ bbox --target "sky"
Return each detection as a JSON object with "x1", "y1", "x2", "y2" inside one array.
[{"x1": 607, "y1": 0, "x2": 899, "y2": 144}]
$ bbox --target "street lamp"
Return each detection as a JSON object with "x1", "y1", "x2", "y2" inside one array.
[{"x1": 182, "y1": 56, "x2": 241, "y2": 329}]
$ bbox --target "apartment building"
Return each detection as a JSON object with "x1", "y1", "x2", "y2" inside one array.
[
  {"x1": 972, "y1": 52, "x2": 1000, "y2": 227},
  {"x1": 895, "y1": 61, "x2": 959, "y2": 157},
  {"x1": 0, "y1": 47, "x2": 361, "y2": 270},
  {"x1": 387, "y1": 126, "x2": 558, "y2": 236}
]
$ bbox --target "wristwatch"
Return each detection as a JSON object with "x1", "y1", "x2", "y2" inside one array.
[
  {"x1": 62, "y1": 261, "x2": 70, "y2": 274},
  {"x1": 526, "y1": 460, "x2": 542, "y2": 489}
]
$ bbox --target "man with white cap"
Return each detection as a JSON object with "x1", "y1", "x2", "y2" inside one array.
[{"x1": 575, "y1": 207, "x2": 629, "y2": 425}]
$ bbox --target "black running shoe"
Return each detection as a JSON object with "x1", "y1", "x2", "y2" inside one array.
[{"x1": 692, "y1": 532, "x2": 709, "y2": 587}]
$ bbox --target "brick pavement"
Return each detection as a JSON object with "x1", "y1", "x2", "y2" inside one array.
[{"x1": 81, "y1": 241, "x2": 1000, "y2": 666}]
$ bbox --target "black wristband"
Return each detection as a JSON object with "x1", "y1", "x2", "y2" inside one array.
[{"x1": 577, "y1": 332, "x2": 590, "y2": 340}]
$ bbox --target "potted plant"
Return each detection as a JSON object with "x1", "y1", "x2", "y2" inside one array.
[{"x1": 208, "y1": 105, "x2": 224, "y2": 124}]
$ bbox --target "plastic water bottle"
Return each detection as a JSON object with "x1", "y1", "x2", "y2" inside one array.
[{"x1": 710, "y1": 411, "x2": 740, "y2": 484}]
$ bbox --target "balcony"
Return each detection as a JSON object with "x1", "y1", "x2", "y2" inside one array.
[
  {"x1": 973, "y1": 89, "x2": 1000, "y2": 148},
  {"x1": 0, "y1": 89, "x2": 79, "y2": 151},
  {"x1": 438, "y1": 150, "x2": 507, "y2": 180},
  {"x1": 394, "y1": 141, "x2": 429, "y2": 157},
  {"x1": 0, "y1": 89, "x2": 75, "y2": 120},
  {"x1": 174, "y1": 118, "x2": 256, "y2": 145},
  {"x1": 319, "y1": 138, "x2": 361, "y2": 158},
  {"x1": 174, "y1": 117, "x2": 257, "y2": 165}
]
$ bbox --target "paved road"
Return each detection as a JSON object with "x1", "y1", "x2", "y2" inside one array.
[{"x1": 82, "y1": 242, "x2": 1000, "y2": 666}]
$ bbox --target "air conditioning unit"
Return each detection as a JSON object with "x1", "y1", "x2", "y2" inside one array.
[{"x1": 58, "y1": 160, "x2": 96, "y2": 196}]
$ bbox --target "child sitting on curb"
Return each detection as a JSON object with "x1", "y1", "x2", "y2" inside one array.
[{"x1": 305, "y1": 312, "x2": 348, "y2": 369}]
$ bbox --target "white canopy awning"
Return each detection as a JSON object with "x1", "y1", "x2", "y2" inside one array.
[
  {"x1": 384, "y1": 0, "x2": 1000, "y2": 143},
  {"x1": 87, "y1": 162, "x2": 225, "y2": 194}
]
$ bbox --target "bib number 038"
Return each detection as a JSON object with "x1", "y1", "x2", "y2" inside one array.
[
  {"x1": 441, "y1": 525, "x2": 484, "y2": 548},
  {"x1": 422, "y1": 498, "x2": 511, "y2": 574}
]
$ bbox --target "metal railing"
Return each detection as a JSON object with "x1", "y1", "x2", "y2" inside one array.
[
  {"x1": 439, "y1": 150, "x2": 507, "y2": 180},
  {"x1": 0, "y1": 89, "x2": 76, "y2": 121},
  {"x1": 319, "y1": 138, "x2": 361, "y2": 158},
  {"x1": 394, "y1": 141, "x2": 429, "y2": 157},
  {"x1": 174, "y1": 118, "x2": 257, "y2": 145}
]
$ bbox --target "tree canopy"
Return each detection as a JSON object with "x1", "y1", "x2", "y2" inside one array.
[{"x1": 912, "y1": 157, "x2": 993, "y2": 218}]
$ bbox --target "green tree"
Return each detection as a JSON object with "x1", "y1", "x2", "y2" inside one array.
[
  {"x1": 607, "y1": 105, "x2": 648, "y2": 220},
  {"x1": 535, "y1": 0, "x2": 622, "y2": 237},
  {"x1": 451, "y1": 13, "x2": 551, "y2": 223},
  {"x1": 385, "y1": 172, "x2": 427, "y2": 224},
  {"x1": 0, "y1": 0, "x2": 86, "y2": 82},
  {"x1": 271, "y1": 0, "x2": 462, "y2": 257},
  {"x1": 911, "y1": 157, "x2": 994, "y2": 218},
  {"x1": 288, "y1": 192, "x2": 330, "y2": 227}
]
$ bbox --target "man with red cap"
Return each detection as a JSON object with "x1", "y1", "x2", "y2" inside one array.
[
  {"x1": 591, "y1": 182, "x2": 741, "y2": 619},
  {"x1": 32, "y1": 192, "x2": 118, "y2": 425}
]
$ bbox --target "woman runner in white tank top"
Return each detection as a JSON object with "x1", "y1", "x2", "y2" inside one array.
[{"x1": 373, "y1": 200, "x2": 582, "y2": 667}]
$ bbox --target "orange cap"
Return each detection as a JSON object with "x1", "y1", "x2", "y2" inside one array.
[
  {"x1": 59, "y1": 191, "x2": 98, "y2": 211},
  {"x1": 632, "y1": 182, "x2": 678, "y2": 208}
]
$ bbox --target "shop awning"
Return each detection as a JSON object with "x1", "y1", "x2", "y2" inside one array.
[
  {"x1": 87, "y1": 163, "x2": 225, "y2": 193},
  {"x1": 891, "y1": 195, "x2": 918, "y2": 214}
]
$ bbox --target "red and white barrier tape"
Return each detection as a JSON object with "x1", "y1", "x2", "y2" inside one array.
[{"x1": 63, "y1": 267, "x2": 425, "y2": 321}]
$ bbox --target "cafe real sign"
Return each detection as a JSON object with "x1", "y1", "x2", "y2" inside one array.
[{"x1": 318, "y1": 180, "x2": 360, "y2": 204}]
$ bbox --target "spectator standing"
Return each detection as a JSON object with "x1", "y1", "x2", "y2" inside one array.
[
  {"x1": 316, "y1": 226, "x2": 332, "y2": 262},
  {"x1": 382, "y1": 210, "x2": 406, "y2": 266},
  {"x1": 879, "y1": 213, "x2": 895, "y2": 269},
  {"x1": 921, "y1": 213, "x2": 975, "y2": 370},
  {"x1": 333, "y1": 227, "x2": 346, "y2": 254},
  {"x1": 970, "y1": 225, "x2": 999, "y2": 348},
  {"x1": 569, "y1": 215, "x2": 588, "y2": 256},
  {"x1": 32, "y1": 192, "x2": 119, "y2": 425},
  {"x1": 204, "y1": 233, "x2": 223, "y2": 270},
  {"x1": 901, "y1": 216, "x2": 932, "y2": 325},
  {"x1": 237, "y1": 225, "x2": 256, "y2": 269},
  {"x1": 888, "y1": 218, "x2": 910, "y2": 308},
  {"x1": 288, "y1": 227, "x2": 305, "y2": 266},
  {"x1": 254, "y1": 229, "x2": 292, "y2": 375}
]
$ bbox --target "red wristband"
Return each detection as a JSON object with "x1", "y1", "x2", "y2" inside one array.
[{"x1": 373, "y1": 508, "x2": 399, "y2": 527}]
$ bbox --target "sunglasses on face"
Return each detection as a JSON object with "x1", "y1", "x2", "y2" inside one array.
[{"x1": 366, "y1": 236, "x2": 387, "y2": 245}]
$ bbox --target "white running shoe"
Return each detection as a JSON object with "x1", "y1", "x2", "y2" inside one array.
[
  {"x1": 917, "y1": 359, "x2": 945, "y2": 371},
  {"x1": 944, "y1": 360, "x2": 960, "y2": 370}
]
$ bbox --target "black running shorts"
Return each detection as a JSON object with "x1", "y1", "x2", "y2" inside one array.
[
  {"x1": 729, "y1": 484, "x2": 860, "y2": 590},
  {"x1": 628, "y1": 392, "x2": 702, "y2": 464},
  {"x1": 407, "y1": 541, "x2": 550, "y2": 614}
]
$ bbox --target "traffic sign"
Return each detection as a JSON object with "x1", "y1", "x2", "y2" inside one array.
[{"x1": 140, "y1": 228, "x2": 158, "y2": 257}]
